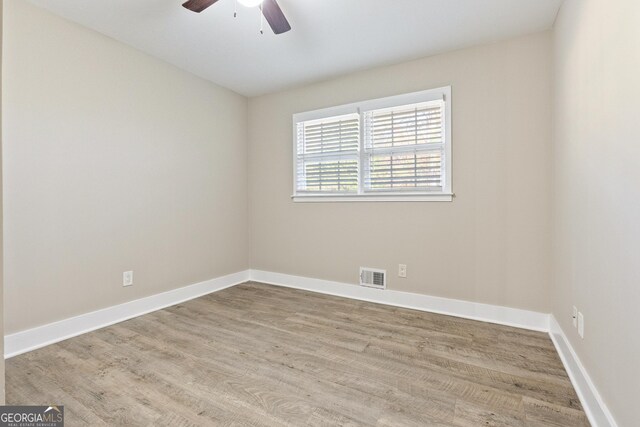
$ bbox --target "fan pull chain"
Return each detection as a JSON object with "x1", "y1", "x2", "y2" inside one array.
[
  {"x1": 259, "y1": 4, "x2": 264, "y2": 34},
  {"x1": 234, "y1": 0, "x2": 237, "y2": 18}
]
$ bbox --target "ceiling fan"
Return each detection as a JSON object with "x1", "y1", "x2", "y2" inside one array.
[{"x1": 182, "y1": 0, "x2": 291, "y2": 35}]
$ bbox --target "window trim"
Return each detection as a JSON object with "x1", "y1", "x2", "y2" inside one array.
[{"x1": 292, "y1": 86, "x2": 452, "y2": 202}]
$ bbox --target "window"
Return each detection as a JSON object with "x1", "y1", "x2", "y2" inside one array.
[{"x1": 293, "y1": 87, "x2": 452, "y2": 202}]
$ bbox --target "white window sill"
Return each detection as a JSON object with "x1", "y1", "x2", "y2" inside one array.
[{"x1": 292, "y1": 193, "x2": 454, "y2": 203}]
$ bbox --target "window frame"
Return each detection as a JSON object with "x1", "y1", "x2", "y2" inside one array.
[{"x1": 292, "y1": 86, "x2": 452, "y2": 202}]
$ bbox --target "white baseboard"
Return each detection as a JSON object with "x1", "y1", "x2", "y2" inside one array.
[
  {"x1": 4, "y1": 270, "x2": 250, "y2": 359},
  {"x1": 4, "y1": 268, "x2": 615, "y2": 427},
  {"x1": 251, "y1": 270, "x2": 620, "y2": 425},
  {"x1": 248, "y1": 270, "x2": 550, "y2": 332},
  {"x1": 3, "y1": 269, "x2": 548, "y2": 358},
  {"x1": 549, "y1": 316, "x2": 618, "y2": 427}
]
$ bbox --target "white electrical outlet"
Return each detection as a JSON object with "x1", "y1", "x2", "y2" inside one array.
[
  {"x1": 123, "y1": 271, "x2": 133, "y2": 287},
  {"x1": 572, "y1": 306, "x2": 578, "y2": 327},
  {"x1": 578, "y1": 312, "x2": 584, "y2": 338},
  {"x1": 398, "y1": 264, "x2": 407, "y2": 278}
]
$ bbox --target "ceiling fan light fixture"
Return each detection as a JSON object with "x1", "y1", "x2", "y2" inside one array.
[
  {"x1": 182, "y1": 0, "x2": 290, "y2": 34},
  {"x1": 238, "y1": 0, "x2": 264, "y2": 7}
]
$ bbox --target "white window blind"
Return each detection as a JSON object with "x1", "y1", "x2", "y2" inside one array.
[
  {"x1": 295, "y1": 113, "x2": 360, "y2": 193},
  {"x1": 364, "y1": 101, "x2": 445, "y2": 192},
  {"x1": 293, "y1": 87, "x2": 452, "y2": 202}
]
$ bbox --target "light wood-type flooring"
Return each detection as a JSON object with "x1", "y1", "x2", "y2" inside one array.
[{"x1": 6, "y1": 282, "x2": 589, "y2": 426}]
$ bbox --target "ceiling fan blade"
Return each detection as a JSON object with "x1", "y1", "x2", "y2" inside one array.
[
  {"x1": 262, "y1": 0, "x2": 291, "y2": 34},
  {"x1": 182, "y1": 0, "x2": 220, "y2": 13}
]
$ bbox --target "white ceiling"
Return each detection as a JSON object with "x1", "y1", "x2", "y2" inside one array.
[{"x1": 26, "y1": 0, "x2": 563, "y2": 96}]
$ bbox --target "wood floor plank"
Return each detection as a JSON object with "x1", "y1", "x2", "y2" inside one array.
[
  {"x1": 452, "y1": 399, "x2": 526, "y2": 427},
  {"x1": 523, "y1": 396, "x2": 590, "y2": 426},
  {"x1": 6, "y1": 282, "x2": 589, "y2": 426}
]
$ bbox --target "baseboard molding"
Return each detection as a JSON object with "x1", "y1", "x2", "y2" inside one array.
[
  {"x1": 248, "y1": 270, "x2": 550, "y2": 332},
  {"x1": 549, "y1": 316, "x2": 618, "y2": 427},
  {"x1": 5, "y1": 269, "x2": 548, "y2": 359},
  {"x1": 4, "y1": 270, "x2": 250, "y2": 359},
  {"x1": 5, "y1": 268, "x2": 615, "y2": 427},
  {"x1": 251, "y1": 270, "x2": 621, "y2": 425}
]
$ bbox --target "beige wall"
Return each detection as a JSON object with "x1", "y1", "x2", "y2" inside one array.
[
  {"x1": 553, "y1": 0, "x2": 640, "y2": 425},
  {"x1": 3, "y1": 0, "x2": 249, "y2": 334},
  {"x1": 248, "y1": 32, "x2": 553, "y2": 313}
]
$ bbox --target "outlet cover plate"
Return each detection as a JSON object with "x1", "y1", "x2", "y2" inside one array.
[
  {"x1": 578, "y1": 312, "x2": 584, "y2": 338},
  {"x1": 398, "y1": 264, "x2": 407, "y2": 278},
  {"x1": 123, "y1": 271, "x2": 133, "y2": 287}
]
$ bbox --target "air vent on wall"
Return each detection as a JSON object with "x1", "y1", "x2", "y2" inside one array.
[{"x1": 360, "y1": 267, "x2": 386, "y2": 289}]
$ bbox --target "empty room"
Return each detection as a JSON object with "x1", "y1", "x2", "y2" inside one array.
[{"x1": 0, "y1": 0, "x2": 636, "y2": 425}]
